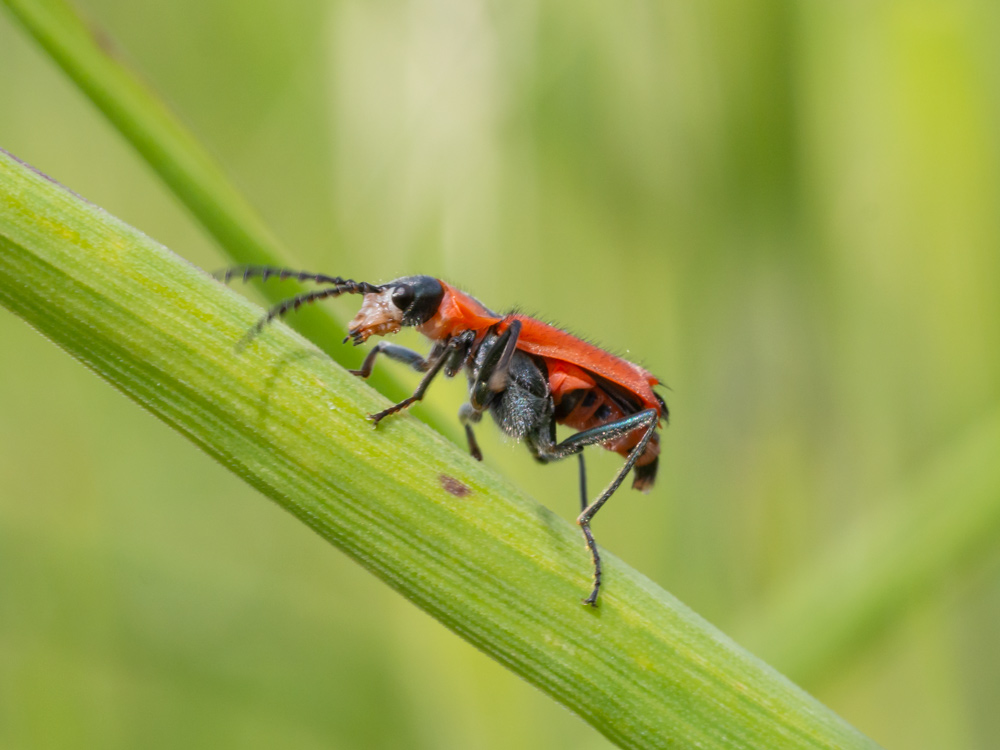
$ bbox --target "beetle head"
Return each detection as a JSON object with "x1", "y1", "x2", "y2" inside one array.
[{"x1": 346, "y1": 275, "x2": 444, "y2": 345}]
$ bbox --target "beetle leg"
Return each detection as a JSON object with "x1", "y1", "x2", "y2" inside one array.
[
  {"x1": 352, "y1": 330, "x2": 474, "y2": 380},
  {"x1": 349, "y1": 342, "x2": 436, "y2": 378},
  {"x1": 470, "y1": 319, "x2": 522, "y2": 410},
  {"x1": 368, "y1": 336, "x2": 466, "y2": 427},
  {"x1": 458, "y1": 323, "x2": 522, "y2": 457},
  {"x1": 534, "y1": 408, "x2": 659, "y2": 606},
  {"x1": 445, "y1": 330, "x2": 478, "y2": 378},
  {"x1": 458, "y1": 403, "x2": 484, "y2": 461}
]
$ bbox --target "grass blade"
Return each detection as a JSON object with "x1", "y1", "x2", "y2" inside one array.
[{"x1": 0, "y1": 149, "x2": 880, "y2": 750}]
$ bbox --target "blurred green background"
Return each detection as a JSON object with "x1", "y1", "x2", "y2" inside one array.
[{"x1": 2, "y1": 0, "x2": 999, "y2": 748}]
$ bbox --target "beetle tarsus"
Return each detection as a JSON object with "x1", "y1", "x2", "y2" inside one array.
[{"x1": 580, "y1": 519, "x2": 601, "y2": 607}]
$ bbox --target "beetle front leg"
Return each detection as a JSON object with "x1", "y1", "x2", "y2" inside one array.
[
  {"x1": 349, "y1": 341, "x2": 435, "y2": 378},
  {"x1": 368, "y1": 336, "x2": 466, "y2": 427},
  {"x1": 469, "y1": 320, "x2": 522, "y2": 410}
]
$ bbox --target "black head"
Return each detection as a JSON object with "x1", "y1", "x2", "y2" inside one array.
[
  {"x1": 388, "y1": 275, "x2": 445, "y2": 326},
  {"x1": 346, "y1": 275, "x2": 445, "y2": 345}
]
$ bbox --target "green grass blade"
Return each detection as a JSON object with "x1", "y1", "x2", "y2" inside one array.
[
  {"x1": 736, "y1": 410, "x2": 1000, "y2": 686},
  {"x1": 0, "y1": 150, "x2": 879, "y2": 750}
]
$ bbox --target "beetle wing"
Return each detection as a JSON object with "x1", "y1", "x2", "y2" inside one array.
[{"x1": 508, "y1": 315, "x2": 662, "y2": 414}]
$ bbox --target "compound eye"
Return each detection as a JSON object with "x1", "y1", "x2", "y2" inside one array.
[{"x1": 391, "y1": 285, "x2": 415, "y2": 311}]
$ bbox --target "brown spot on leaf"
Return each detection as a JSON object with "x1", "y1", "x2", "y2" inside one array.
[{"x1": 439, "y1": 474, "x2": 472, "y2": 498}]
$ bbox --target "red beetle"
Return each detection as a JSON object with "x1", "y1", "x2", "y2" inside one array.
[{"x1": 221, "y1": 267, "x2": 668, "y2": 605}]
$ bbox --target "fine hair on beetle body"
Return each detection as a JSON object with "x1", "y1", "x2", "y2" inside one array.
[{"x1": 218, "y1": 266, "x2": 668, "y2": 606}]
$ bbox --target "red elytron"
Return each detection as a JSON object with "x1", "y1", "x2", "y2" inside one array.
[{"x1": 221, "y1": 268, "x2": 668, "y2": 605}]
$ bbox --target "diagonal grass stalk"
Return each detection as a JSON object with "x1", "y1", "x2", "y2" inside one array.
[{"x1": 0, "y1": 149, "x2": 879, "y2": 749}]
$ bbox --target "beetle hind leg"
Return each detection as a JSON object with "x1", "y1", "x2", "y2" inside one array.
[{"x1": 533, "y1": 408, "x2": 660, "y2": 606}]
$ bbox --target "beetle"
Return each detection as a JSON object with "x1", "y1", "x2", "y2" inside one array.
[{"x1": 220, "y1": 266, "x2": 668, "y2": 605}]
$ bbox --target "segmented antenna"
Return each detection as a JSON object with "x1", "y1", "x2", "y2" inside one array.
[
  {"x1": 215, "y1": 265, "x2": 350, "y2": 286},
  {"x1": 215, "y1": 265, "x2": 383, "y2": 349}
]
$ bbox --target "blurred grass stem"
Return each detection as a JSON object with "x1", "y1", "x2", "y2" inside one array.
[
  {"x1": 1, "y1": 0, "x2": 415, "y2": 409},
  {"x1": 736, "y1": 409, "x2": 1000, "y2": 686}
]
